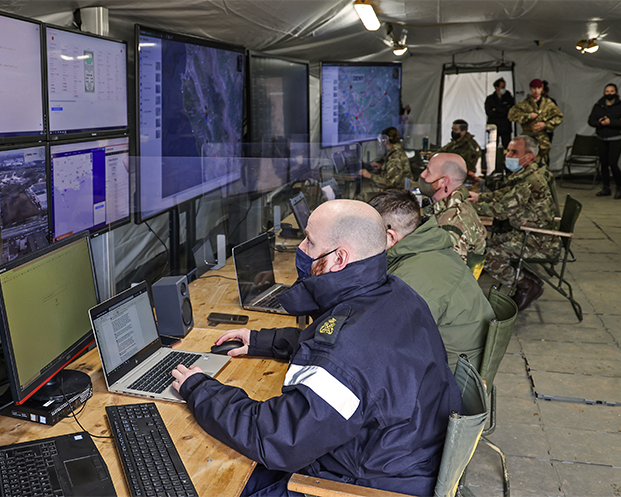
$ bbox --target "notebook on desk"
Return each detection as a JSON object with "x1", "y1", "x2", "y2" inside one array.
[
  {"x1": 89, "y1": 281, "x2": 230, "y2": 402},
  {"x1": 232, "y1": 233, "x2": 291, "y2": 314}
]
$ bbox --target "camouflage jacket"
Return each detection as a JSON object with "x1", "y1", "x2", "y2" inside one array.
[
  {"x1": 438, "y1": 132, "x2": 481, "y2": 172},
  {"x1": 370, "y1": 142, "x2": 412, "y2": 189},
  {"x1": 474, "y1": 162, "x2": 557, "y2": 233},
  {"x1": 508, "y1": 95, "x2": 563, "y2": 154},
  {"x1": 423, "y1": 185, "x2": 487, "y2": 262}
]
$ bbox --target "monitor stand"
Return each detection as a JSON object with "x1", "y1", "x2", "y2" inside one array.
[{"x1": 31, "y1": 369, "x2": 92, "y2": 403}]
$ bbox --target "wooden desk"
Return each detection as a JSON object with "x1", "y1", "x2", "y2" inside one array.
[{"x1": 0, "y1": 248, "x2": 300, "y2": 496}]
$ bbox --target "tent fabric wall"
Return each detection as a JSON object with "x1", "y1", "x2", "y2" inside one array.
[{"x1": 402, "y1": 47, "x2": 621, "y2": 172}]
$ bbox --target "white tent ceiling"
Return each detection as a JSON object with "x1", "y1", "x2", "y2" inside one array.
[{"x1": 2, "y1": 0, "x2": 621, "y2": 72}]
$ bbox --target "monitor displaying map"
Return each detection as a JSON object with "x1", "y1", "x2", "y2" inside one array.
[
  {"x1": 0, "y1": 144, "x2": 48, "y2": 263},
  {"x1": 45, "y1": 26, "x2": 128, "y2": 139},
  {"x1": 136, "y1": 25, "x2": 245, "y2": 222},
  {"x1": 321, "y1": 62, "x2": 401, "y2": 148},
  {"x1": 0, "y1": 12, "x2": 45, "y2": 143},
  {"x1": 49, "y1": 136, "x2": 130, "y2": 240}
]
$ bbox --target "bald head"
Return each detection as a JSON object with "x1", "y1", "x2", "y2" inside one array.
[
  {"x1": 430, "y1": 153, "x2": 467, "y2": 186},
  {"x1": 420, "y1": 153, "x2": 467, "y2": 201},
  {"x1": 308, "y1": 200, "x2": 387, "y2": 262}
]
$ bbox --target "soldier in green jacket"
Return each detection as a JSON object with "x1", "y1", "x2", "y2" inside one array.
[
  {"x1": 437, "y1": 119, "x2": 481, "y2": 180},
  {"x1": 360, "y1": 127, "x2": 412, "y2": 189},
  {"x1": 508, "y1": 78, "x2": 563, "y2": 165},
  {"x1": 468, "y1": 135, "x2": 560, "y2": 311},
  {"x1": 419, "y1": 153, "x2": 487, "y2": 275},
  {"x1": 370, "y1": 189, "x2": 495, "y2": 372}
]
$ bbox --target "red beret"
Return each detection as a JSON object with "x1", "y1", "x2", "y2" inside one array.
[{"x1": 529, "y1": 78, "x2": 543, "y2": 88}]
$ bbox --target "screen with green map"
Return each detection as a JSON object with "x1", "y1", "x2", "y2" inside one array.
[{"x1": 321, "y1": 62, "x2": 401, "y2": 148}]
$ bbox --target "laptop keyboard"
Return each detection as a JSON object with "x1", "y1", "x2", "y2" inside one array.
[
  {"x1": 129, "y1": 351, "x2": 201, "y2": 393},
  {"x1": 0, "y1": 440, "x2": 63, "y2": 497},
  {"x1": 107, "y1": 403, "x2": 197, "y2": 497},
  {"x1": 254, "y1": 286, "x2": 288, "y2": 309}
]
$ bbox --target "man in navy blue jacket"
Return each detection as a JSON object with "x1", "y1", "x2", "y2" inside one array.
[{"x1": 172, "y1": 200, "x2": 461, "y2": 497}]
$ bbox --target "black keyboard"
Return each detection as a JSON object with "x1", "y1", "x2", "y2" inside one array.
[
  {"x1": 0, "y1": 432, "x2": 115, "y2": 497},
  {"x1": 107, "y1": 403, "x2": 197, "y2": 497},
  {"x1": 0, "y1": 439, "x2": 63, "y2": 497},
  {"x1": 129, "y1": 351, "x2": 201, "y2": 393}
]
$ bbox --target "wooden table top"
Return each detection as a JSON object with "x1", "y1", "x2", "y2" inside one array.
[{"x1": 0, "y1": 244, "x2": 300, "y2": 497}]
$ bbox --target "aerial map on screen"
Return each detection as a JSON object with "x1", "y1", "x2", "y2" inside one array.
[
  {"x1": 321, "y1": 63, "x2": 401, "y2": 147},
  {"x1": 160, "y1": 39, "x2": 243, "y2": 198}
]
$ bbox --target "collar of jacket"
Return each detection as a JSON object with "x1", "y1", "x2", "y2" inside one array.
[
  {"x1": 424, "y1": 185, "x2": 468, "y2": 217},
  {"x1": 277, "y1": 251, "x2": 388, "y2": 317},
  {"x1": 597, "y1": 95, "x2": 621, "y2": 107},
  {"x1": 507, "y1": 161, "x2": 538, "y2": 184},
  {"x1": 386, "y1": 217, "x2": 453, "y2": 269}
]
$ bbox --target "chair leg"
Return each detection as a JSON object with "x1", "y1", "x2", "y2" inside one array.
[
  {"x1": 482, "y1": 384, "x2": 496, "y2": 437},
  {"x1": 481, "y1": 436, "x2": 511, "y2": 497}
]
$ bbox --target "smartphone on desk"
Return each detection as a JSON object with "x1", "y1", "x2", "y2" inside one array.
[{"x1": 208, "y1": 312, "x2": 249, "y2": 326}]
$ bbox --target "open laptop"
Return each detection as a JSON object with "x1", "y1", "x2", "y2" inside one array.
[
  {"x1": 232, "y1": 233, "x2": 291, "y2": 314},
  {"x1": 89, "y1": 281, "x2": 230, "y2": 402},
  {"x1": 321, "y1": 178, "x2": 342, "y2": 201},
  {"x1": 289, "y1": 191, "x2": 311, "y2": 231}
]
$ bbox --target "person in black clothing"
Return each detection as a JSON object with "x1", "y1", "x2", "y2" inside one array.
[
  {"x1": 485, "y1": 77, "x2": 515, "y2": 149},
  {"x1": 588, "y1": 83, "x2": 621, "y2": 198}
]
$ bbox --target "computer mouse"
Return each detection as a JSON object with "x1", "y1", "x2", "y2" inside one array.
[{"x1": 210, "y1": 340, "x2": 245, "y2": 355}]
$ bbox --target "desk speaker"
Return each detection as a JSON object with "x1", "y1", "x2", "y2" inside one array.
[{"x1": 152, "y1": 275, "x2": 193, "y2": 337}]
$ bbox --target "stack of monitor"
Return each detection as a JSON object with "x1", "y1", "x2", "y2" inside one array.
[{"x1": 0, "y1": 11, "x2": 130, "y2": 265}]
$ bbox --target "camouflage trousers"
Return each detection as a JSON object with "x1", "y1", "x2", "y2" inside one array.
[{"x1": 484, "y1": 230, "x2": 560, "y2": 287}]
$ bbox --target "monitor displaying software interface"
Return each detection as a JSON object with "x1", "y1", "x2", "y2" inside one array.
[
  {"x1": 50, "y1": 137, "x2": 130, "y2": 241},
  {"x1": 46, "y1": 26, "x2": 128, "y2": 136},
  {"x1": 0, "y1": 235, "x2": 97, "y2": 403},
  {"x1": 136, "y1": 26, "x2": 245, "y2": 221},
  {"x1": 0, "y1": 13, "x2": 45, "y2": 140},
  {"x1": 0, "y1": 145, "x2": 49, "y2": 263},
  {"x1": 321, "y1": 62, "x2": 401, "y2": 148}
]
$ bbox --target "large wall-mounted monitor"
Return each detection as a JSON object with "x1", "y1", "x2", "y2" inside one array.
[
  {"x1": 0, "y1": 11, "x2": 45, "y2": 144},
  {"x1": 248, "y1": 52, "x2": 309, "y2": 144},
  {"x1": 0, "y1": 144, "x2": 49, "y2": 263},
  {"x1": 246, "y1": 52, "x2": 310, "y2": 191},
  {"x1": 321, "y1": 62, "x2": 402, "y2": 148},
  {"x1": 45, "y1": 25, "x2": 128, "y2": 139},
  {"x1": 49, "y1": 136, "x2": 130, "y2": 241},
  {"x1": 0, "y1": 233, "x2": 98, "y2": 405},
  {"x1": 135, "y1": 25, "x2": 245, "y2": 223}
]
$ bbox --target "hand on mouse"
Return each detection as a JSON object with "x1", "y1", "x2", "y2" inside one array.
[
  {"x1": 172, "y1": 364, "x2": 204, "y2": 392},
  {"x1": 215, "y1": 328, "x2": 250, "y2": 356}
]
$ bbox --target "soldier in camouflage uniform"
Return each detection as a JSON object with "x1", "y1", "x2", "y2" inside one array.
[
  {"x1": 361, "y1": 127, "x2": 412, "y2": 189},
  {"x1": 419, "y1": 153, "x2": 487, "y2": 275},
  {"x1": 469, "y1": 135, "x2": 560, "y2": 310},
  {"x1": 508, "y1": 78, "x2": 563, "y2": 165},
  {"x1": 437, "y1": 119, "x2": 481, "y2": 180}
]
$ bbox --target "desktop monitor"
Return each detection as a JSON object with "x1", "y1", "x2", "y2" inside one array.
[
  {"x1": 0, "y1": 234, "x2": 99, "y2": 405},
  {"x1": 0, "y1": 11, "x2": 45, "y2": 143},
  {"x1": 320, "y1": 62, "x2": 401, "y2": 148},
  {"x1": 45, "y1": 25, "x2": 128, "y2": 139},
  {"x1": 135, "y1": 25, "x2": 245, "y2": 222},
  {"x1": 0, "y1": 144, "x2": 49, "y2": 263},
  {"x1": 49, "y1": 137, "x2": 130, "y2": 241}
]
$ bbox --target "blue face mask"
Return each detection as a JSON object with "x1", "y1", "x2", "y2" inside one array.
[
  {"x1": 505, "y1": 156, "x2": 523, "y2": 172},
  {"x1": 295, "y1": 247, "x2": 337, "y2": 280}
]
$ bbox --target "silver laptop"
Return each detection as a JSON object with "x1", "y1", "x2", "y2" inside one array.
[
  {"x1": 232, "y1": 233, "x2": 291, "y2": 314},
  {"x1": 89, "y1": 281, "x2": 230, "y2": 402}
]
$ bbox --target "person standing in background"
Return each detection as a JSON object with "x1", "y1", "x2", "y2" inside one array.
[
  {"x1": 485, "y1": 77, "x2": 515, "y2": 149},
  {"x1": 588, "y1": 83, "x2": 621, "y2": 198},
  {"x1": 508, "y1": 78, "x2": 563, "y2": 165}
]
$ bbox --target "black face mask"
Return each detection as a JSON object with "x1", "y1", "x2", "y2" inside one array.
[
  {"x1": 451, "y1": 131, "x2": 462, "y2": 141},
  {"x1": 605, "y1": 93, "x2": 617, "y2": 101}
]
